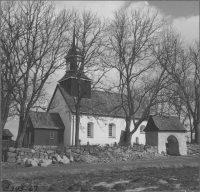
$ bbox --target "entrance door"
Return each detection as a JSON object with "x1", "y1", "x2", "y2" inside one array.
[{"x1": 167, "y1": 135, "x2": 180, "y2": 155}]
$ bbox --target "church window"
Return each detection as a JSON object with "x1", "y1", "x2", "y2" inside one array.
[
  {"x1": 87, "y1": 123, "x2": 93, "y2": 138},
  {"x1": 140, "y1": 125, "x2": 146, "y2": 134},
  {"x1": 50, "y1": 131, "x2": 54, "y2": 139},
  {"x1": 108, "y1": 124, "x2": 116, "y2": 138}
]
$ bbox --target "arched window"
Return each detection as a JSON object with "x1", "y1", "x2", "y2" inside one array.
[
  {"x1": 140, "y1": 125, "x2": 146, "y2": 134},
  {"x1": 50, "y1": 131, "x2": 54, "y2": 139},
  {"x1": 108, "y1": 124, "x2": 116, "y2": 138},
  {"x1": 87, "y1": 122, "x2": 94, "y2": 138}
]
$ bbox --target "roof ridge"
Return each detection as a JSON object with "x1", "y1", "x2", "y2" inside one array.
[
  {"x1": 29, "y1": 111, "x2": 59, "y2": 115},
  {"x1": 92, "y1": 89, "x2": 121, "y2": 95},
  {"x1": 153, "y1": 115, "x2": 179, "y2": 118}
]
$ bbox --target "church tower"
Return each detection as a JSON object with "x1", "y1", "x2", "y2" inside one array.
[{"x1": 59, "y1": 28, "x2": 91, "y2": 99}]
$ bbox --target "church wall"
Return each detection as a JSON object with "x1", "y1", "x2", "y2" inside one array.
[
  {"x1": 78, "y1": 115, "x2": 147, "y2": 145},
  {"x1": 49, "y1": 89, "x2": 72, "y2": 146}
]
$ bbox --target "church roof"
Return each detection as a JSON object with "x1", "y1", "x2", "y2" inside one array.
[
  {"x1": 59, "y1": 70, "x2": 91, "y2": 82},
  {"x1": 144, "y1": 115, "x2": 187, "y2": 132},
  {"x1": 57, "y1": 84, "x2": 143, "y2": 118},
  {"x1": 2, "y1": 129, "x2": 13, "y2": 137},
  {"x1": 29, "y1": 111, "x2": 65, "y2": 129}
]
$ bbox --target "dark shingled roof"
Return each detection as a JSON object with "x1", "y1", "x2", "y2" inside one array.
[
  {"x1": 58, "y1": 84, "x2": 143, "y2": 118},
  {"x1": 2, "y1": 129, "x2": 13, "y2": 137},
  {"x1": 59, "y1": 70, "x2": 91, "y2": 82},
  {"x1": 29, "y1": 111, "x2": 65, "y2": 129},
  {"x1": 144, "y1": 115, "x2": 187, "y2": 132}
]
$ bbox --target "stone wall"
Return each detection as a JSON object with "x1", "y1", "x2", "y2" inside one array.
[
  {"x1": 3, "y1": 143, "x2": 168, "y2": 166},
  {"x1": 3, "y1": 147, "x2": 55, "y2": 164},
  {"x1": 3, "y1": 143, "x2": 198, "y2": 166},
  {"x1": 187, "y1": 144, "x2": 199, "y2": 155}
]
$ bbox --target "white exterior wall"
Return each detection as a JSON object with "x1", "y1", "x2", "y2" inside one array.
[
  {"x1": 49, "y1": 89, "x2": 72, "y2": 146},
  {"x1": 158, "y1": 132, "x2": 187, "y2": 155},
  {"x1": 77, "y1": 115, "x2": 147, "y2": 145},
  {"x1": 48, "y1": 88, "x2": 147, "y2": 146}
]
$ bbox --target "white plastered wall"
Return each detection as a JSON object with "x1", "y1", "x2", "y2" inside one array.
[
  {"x1": 158, "y1": 132, "x2": 187, "y2": 155},
  {"x1": 76, "y1": 115, "x2": 147, "y2": 145}
]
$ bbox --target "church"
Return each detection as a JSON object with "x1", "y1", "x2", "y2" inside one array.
[{"x1": 23, "y1": 32, "x2": 147, "y2": 147}]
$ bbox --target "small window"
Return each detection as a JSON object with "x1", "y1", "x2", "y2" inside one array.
[
  {"x1": 108, "y1": 124, "x2": 116, "y2": 138},
  {"x1": 87, "y1": 123, "x2": 93, "y2": 138},
  {"x1": 50, "y1": 131, "x2": 54, "y2": 139},
  {"x1": 140, "y1": 125, "x2": 145, "y2": 134}
]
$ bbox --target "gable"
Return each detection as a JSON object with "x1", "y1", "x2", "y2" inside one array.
[
  {"x1": 143, "y1": 116, "x2": 159, "y2": 132},
  {"x1": 48, "y1": 85, "x2": 73, "y2": 114}
]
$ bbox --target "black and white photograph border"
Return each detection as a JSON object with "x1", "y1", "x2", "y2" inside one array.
[{"x1": 1, "y1": 1, "x2": 199, "y2": 191}]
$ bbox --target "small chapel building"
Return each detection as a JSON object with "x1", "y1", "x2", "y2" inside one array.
[
  {"x1": 144, "y1": 115, "x2": 187, "y2": 155},
  {"x1": 23, "y1": 32, "x2": 147, "y2": 147}
]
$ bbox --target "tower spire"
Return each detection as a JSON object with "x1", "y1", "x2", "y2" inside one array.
[
  {"x1": 72, "y1": 26, "x2": 76, "y2": 48},
  {"x1": 65, "y1": 15, "x2": 82, "y2": 72}
]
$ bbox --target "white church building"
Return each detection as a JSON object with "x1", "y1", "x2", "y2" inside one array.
[
  {"x1": 26, "y1": 32, "x2": 147, "y2": 147},
  {"x1": 47, "y1": 83, "x2": 147, "y2": 146}
]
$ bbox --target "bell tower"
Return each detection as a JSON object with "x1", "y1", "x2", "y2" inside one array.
[
  {"x1": 58, "y1": 28, "x2": 91, "y2": 99},
  {"x1": 65, "y1": 28, "x2": 82, "y2": 71}
]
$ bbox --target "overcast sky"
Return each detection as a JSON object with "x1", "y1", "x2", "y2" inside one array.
[{"x1": 5, "y1": 1, "x2": 199, "y2": 140}]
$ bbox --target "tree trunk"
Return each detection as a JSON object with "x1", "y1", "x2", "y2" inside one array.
[
  {"x1": 15, "y1": 116, "x2": 28, "y2": 148},
  {"x1": 16, "y1": 133, "x2": 25, "y2": 148},
  {"x1": 1, "y1": 119, "x2": 7, "y2": 130},
  {"x1": 75, "y1": 109, "x2": 80, "y2": 147},
  {"x1": 119, "y1": 130, "x2": 133, "y2": 146},
  {"x1": 124, "y1": 130, "x2": 133, "y2": 146},
  {"x1": 1, "y1": 94, "x2": 12, "y2": 130},
  {"x1": 194, "y1": 119, "x2": 199, "y2": 144},
  {"x1": 119, "y1": 117, "x2": 132, "y2": 146}
]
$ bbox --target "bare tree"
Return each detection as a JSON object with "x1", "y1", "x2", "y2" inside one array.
[
  {"x1": 1, "y1": 1, "x2": 24, "y2": 129},
  {"x1": 60, "y1": 10, "x2": 108, "y2": 146},
  {"x1": 104, "y1": 7, "x2": 168, "y2": 145},
  {"x1": 1, "y1": 1, "x2": 73, "y2": 147},
  {"x1": 155, "y1": 82, "x2": 195, "y2": 141},
  {"x1": 153, "y1": 27, "x2": 200, "y2": 143}
]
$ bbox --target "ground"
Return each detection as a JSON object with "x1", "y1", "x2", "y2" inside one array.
[
  {"x1": 2, "y1": 164, "x2": 199, "y2": 191},
  {"x1": 2, "y1": 156, "x2": 199, "y2": 192}
]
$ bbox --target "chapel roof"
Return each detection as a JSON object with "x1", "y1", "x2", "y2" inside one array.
[
  {"x1": 29, "y1": 111, "x2": 65, "y2": 129},
  {"x1": 144, "y1": 115, "x2": 187, "y2": 132}
]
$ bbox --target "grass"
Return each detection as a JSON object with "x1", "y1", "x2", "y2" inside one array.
[{"x1": 2, "y1": 163, "x2": 199, "y2": 191}]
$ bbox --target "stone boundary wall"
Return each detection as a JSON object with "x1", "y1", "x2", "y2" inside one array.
[
  {"x1": 3, "y1": 144, "x2": 198, "y2": 164},
  {"x1": 187, "y1": 144, "x2": 199, "y2": 155},
  {"x1": 3, "y1": 144, "x2": 160, "y2": 164}
]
